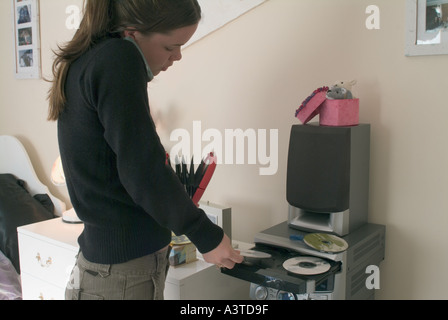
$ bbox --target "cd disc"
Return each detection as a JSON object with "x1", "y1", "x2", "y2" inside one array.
[
  {"x1": 239, "y1": 249, "x2": 272, "y2": 259},
  {"x1": 303, "y1": 233, "x2": 349, "y2": 253},
  {"x1": 283, "y1": 256, "x2": 331, "y2": 275}
]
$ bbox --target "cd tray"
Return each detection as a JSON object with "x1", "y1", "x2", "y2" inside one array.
[{"x1": 221, "y1": 244, "x2": 341, "y2": 294}]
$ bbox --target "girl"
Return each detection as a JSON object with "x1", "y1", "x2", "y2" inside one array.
[{"x1": 48, "y1": 0, "x2": 242, "y2": 300}]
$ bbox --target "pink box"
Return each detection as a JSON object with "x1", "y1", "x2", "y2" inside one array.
[
  {"x1": 296, "y1": 91, "x2": 327, "y2": 124},
  {"x1": 319, "y1": 99, "x2": 359, "y2": 127}
]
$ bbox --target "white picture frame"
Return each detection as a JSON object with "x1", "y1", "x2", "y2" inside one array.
[
  {"x1": 405, "y1": 0, "x2": 448, "y2": 56},
  {"x1": 12, "y1": 0, "x2": 41, "y2": 79}
]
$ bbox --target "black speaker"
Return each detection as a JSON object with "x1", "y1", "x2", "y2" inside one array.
[{"x1": 287, "y1": 123, "x2": 370, "y2": 235}]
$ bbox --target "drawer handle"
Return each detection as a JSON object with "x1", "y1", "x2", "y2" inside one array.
[
  {"x1": 36, "y1": 253, "x2": 52, "y2": 268},
  {"x1": 38, "y1": 293, "x2": 55, "y2": 301}
]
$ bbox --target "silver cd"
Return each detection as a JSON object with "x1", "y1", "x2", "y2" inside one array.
[
  {"x1": 239, "y1": 249, "x2": 272, "y2": 259},
  {"x1": 303, "y1": 233, "x2": 349, "y2": 253},
  {"x1": 283, "y1": 256, "x2": 331, "y2": 275}
]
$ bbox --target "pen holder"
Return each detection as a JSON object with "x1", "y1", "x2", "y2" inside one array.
[{"x1": 171, "y1": 152, "x2": 217, "y2": 206}]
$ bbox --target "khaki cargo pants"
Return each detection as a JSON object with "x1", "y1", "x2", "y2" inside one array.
[{"x1": 65, "y1": 248, "x2": 170, "y2": 300}]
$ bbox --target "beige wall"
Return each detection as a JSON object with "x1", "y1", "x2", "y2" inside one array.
[{"x1": 1, "y1": 0, "x2": 447, "y2": 300}]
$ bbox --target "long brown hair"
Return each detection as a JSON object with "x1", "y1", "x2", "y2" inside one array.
[{"x1": 47, "y1": 0, "x2": 201, "y2": 121}]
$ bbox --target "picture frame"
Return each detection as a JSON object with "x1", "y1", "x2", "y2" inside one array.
[
  {"x1": 405, "y1": 0, "x2": 448, "y2": 56},
  {"x1": 12, "y1": 0, "x2": 41, "y2": 79}
]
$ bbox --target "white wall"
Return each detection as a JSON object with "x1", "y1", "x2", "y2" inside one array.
[{"x1": 1, "y1": 0, "x2": 447, "y2": 300}]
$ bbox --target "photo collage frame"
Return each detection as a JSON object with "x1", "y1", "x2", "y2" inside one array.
[{"x1": 13, "y1": 0, "x2": 41, "y2": 79}]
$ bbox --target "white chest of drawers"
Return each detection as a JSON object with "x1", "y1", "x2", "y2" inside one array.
[
  {"x1": 17, "y1": 218, "x2": 83, "y2": 300},
  {"x1": 17, "y1": 218, "x2": 249, "y2": 300}
]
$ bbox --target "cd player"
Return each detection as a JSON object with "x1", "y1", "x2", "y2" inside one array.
[{"x1": 222, "y1": 222, "x2": 385, "y2": 300}]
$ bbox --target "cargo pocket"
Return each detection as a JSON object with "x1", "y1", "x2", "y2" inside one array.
[{"x1": 78, "y1": 268, "x2": 126, "y2": 300}]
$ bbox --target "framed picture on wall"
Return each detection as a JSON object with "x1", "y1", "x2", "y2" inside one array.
[
  {"x1": 406, "y1": 0, "x2": 448, "y2": 56},
  {"x1": 12, "y1": 0, "x2": 41, "y2": 79}
]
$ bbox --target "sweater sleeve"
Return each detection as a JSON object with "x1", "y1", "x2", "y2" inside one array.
[{"x1": 85, "y1": 40, "x2": 223, "y2": 254}]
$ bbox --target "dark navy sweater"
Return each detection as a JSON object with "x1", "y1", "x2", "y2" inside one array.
[{"x1": 58, "y1": 37, "x2": 223, "y2": 264}]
